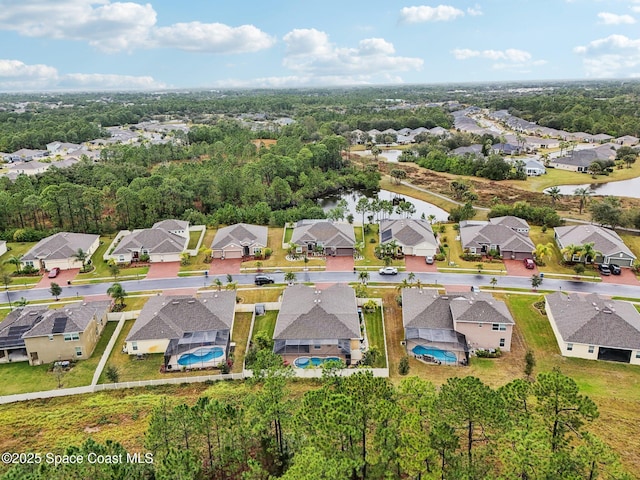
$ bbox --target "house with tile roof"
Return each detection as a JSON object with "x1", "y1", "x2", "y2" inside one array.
[
  {"x1": 211, "y1": 223, "x2": 268, "y2": 259},
  {"x1": 402, "y1": 289, "x2": 514, "y2": 365},
  {"x1": 379, "y1": 219, "x2": 438, "y2": 257},
  {"x1": 126, "y1": 292, "x2": 236, "y2": 370},
  {"x1": 106, "y1": 219, "x2": 190, "y2": 263},
  {"x1": 459, "y1": 216, "x2": 534, "y2": 260},
  {"x1": 290, "y1": 220, "x2": 355, "y2": 257},
  {"x1": 0, "y1": 300, "x2": 110, "y2": 365},
  {"x1": 554, "y1": 225, "x2": 636, "y2": 267},
  {"x1": 273, "y1": 284, "x2": 362, "y2": 366},
  {"x1": 21, "y1": 232, "x2": 100, "y2": 272},
  {"x1": 545, "y1": 292, "x2": 640, "y2": 364}
]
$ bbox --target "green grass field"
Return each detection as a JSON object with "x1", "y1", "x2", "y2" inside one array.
[
  {"x1": 251, "y1": 310, "x2": 278, "y2": 341},
  {"x1": 231, "y1": 312, "x2": 252, "y2": 373},
  {"x1": 355, "y1": 223, "x2": 404, "y2": 268},
  {"x1": 364, "y1": 307, "x2": 386, "y2": 368}
]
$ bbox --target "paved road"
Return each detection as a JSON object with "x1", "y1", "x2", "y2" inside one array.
[{"x1": 5, "y1": 270, "x2": 639, "y2": 304}]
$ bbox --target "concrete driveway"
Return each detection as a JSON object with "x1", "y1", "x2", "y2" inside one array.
[
  {"x1": 325, "y1": 256, "x2": 354, "y2": 272},
  {"x1": 208, "y1": 258, "x2": 242, "y2": 275},
  {"x1": 405, "y1": 255, "x2": 437, "y2": 273},
  {"x1": 504, "y1": 259, "x2": 536, "y2": 276},
  {"x1": 146, "y1": 262, "x2": 180, "y2": 279},
  {"x1": 600, "y1": 268, "x2": 640, "y2": 286},
  {"x1": 37, "y1": 268, "x2": 79, "y2": 289}
]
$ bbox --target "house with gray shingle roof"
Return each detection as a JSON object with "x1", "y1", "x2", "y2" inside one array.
[
  {"x1": 545, "y1": 292, "x2": 640, "y2": 364},
  {"x1": 554, "y1": 225, "x2": 636, "y2": 267},
  {"x1": 291, "y1": 220, "x2": 355, "y2": 257},
  {"x1": 551, "y1": 148, "x2": 613, "y2": 172},
  {"x1": 0, "y1": 300, "x2": 110, "y2": 365},
  {"x1": 126, "y1": 292, "x2": 236, "y2": 370},
  {"x1": 616, "y1": 135, "x2": 639, "y2": 146},
  {"x1": 273, "y1": 284, "x2": 362, "y2": 366},
  {"x1": 211, "y1": 223, "x2": 268, "y2": 259},
  {"x1": 22, "y1": 232, "x2": 100, "y2": 272},
  {"x1": 379, "y1": 219, "x2": 438, "y2": 257},
  {"x1": 107, "y1": 219, "x2": 189, "y2": 263},
  {"x1": 402, "y1": 289, "x2": 514, "y2": 364},
  {"x1": 459, "y1": 216, "x2": 534, "y2": 260}
]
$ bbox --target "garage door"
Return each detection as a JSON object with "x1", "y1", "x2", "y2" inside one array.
[
  {"x1": 222, "y1": 248, "x2": 243, "y2": 259},
  {"x1": 335, "y1": 248, "x2": 354, "y2": 257}
]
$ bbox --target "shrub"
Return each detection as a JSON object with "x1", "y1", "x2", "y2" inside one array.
[
  {"x1": 369, "y1": 237, "x2": 376, "y2": 243},
  {"x1": 435, "y1": 253, "x2": 446, "y2": 261},
  {"x1": 263, "y1": 247, "x2": 272, "y2": 258},
  {"x1": 574, "y1": 264, "x2": 585, "y2": 276},
  {"x1": 140, "y1": 253, "x2": 150, "y2": 263},
  {"x1": 475, "y1": 348, "x2": 502, "y2": 358},
  {"x1": 461, "y1": 253, "x2": 482, "y2": 262},
  {"x1": 398, "y1": 355, "x2": 410, "y2": 375}
]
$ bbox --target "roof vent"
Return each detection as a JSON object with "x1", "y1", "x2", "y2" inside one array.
[
  {"x1": 442, "y1": 296, "x2": 449, "y2": 300},
  {"x1": 594, "y1": 307, "x2": 599, "y2": 311},
  {"x1": 592, "y1": 302, "x2": 597, "y2": 306},
  {"x1": 203, "y1": 299, "x2": 207, "y2": 302},
  {"x1": 187, "y1": 300, "x2": 196, "y2": 304},
  {"x1": 171, "y1": 301, "x2": 180, "y2": 305},
  {"x1": 602, "y1": 308, "x2": 612, "y2": 314}
]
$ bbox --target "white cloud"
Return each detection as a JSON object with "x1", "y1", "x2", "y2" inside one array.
[
  {"x1": 281, "y1": 29, "x2": 423, "y2": 80},
  {"x1": 451, "y1": 48, "x2": 546, "y2": 72},
  {"x1": 574, "y1": 34, "x2": 640, "y2": 77},
  {"x1": 0, "y1": 58, "x2": 166, "y2": 91},
  {"x1": 399, "y1": 5, "x2": 465, "y2": 23},
  {"x1": 0, "y1": 0, "x2": 274, "y2": 54},
  {"x1": 467, "y1": 5, "x2": 483, "y2": 16},
  {"x1": 597, "y1": 12, "x2": 636, "y2": 25},
  {"x1": 151, "y1": 22, "x2": 275, "y2": 53}
]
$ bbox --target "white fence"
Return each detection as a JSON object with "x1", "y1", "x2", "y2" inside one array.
[{"x1": 94, "y1": 373, "x2": 245, "y2": 392}]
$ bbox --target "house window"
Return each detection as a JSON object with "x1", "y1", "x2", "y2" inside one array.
[
  {"x1": 588, "y1": 345, "x2": 595, "y2": 353},
  {"x1": 48, "y1": 335, "x2": 53, "y2": 341},
  {"x1": 572, "y1": 255, "x2": 581, "y2": 262},
  {"x1": 492, "y1": 324, "x2": 506, "y2": 331},
  {"x1": 499, "y1": 338, "x2": 505, "y2": 347},
  {"x1": 118, "y1": 255, "x2": 125, "y2": 262},
  {"x1": 295, "y1": 246, "x2": 303, "y2": 254},
  {"x1": 75, "y1": 347, "x2": 83, "y2": 357},
  {"x1": 253, "y1": 247, "x2": 262, "y2": 255},
  {"x1": 314, "y1": 344, "x2": 322, "y2": 350},
  {"x1": 63, "y1": 333, "x2": 80, "y2": 341},
  {"x1": 567, "y1": 343, "x2": 573, "y2": 351},
  {"x1": 636, "y1": 351, "x2": 640, "y2": 359},
  {"x1": 25, "y1": 261, "x2": 34, "y2": 267},
  {"x1": 131, "y1": 342, "x2": 138, "y2": 351}
]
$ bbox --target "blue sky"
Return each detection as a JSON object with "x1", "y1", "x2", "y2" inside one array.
[{"x1": 1, "y1": 0, "x2": 640, "y2": 92}]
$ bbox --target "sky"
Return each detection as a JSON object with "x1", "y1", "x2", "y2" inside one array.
[{"x1": 1, "y1": 0, "x2": 640, "y2": 92}]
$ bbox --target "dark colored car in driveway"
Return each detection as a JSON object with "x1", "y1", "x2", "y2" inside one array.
[{"x1": 608, "y1": 264, "x2": 621, "y2": 275}]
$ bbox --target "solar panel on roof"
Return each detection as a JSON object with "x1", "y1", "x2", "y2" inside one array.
[
  {"x1": 52, "y1": 318, "x2": 67, "y2": 334},
  {"x1": 381, "y1": 229, "x2": 392, "y2": 243}
]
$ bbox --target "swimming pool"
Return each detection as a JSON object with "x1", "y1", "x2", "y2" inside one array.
[
  {"x1": 293, "y1": 356, "x2": 341, "y2": 368},
  {"x1": 411, "y1": 345, "x2": 457, "y2": 364},
  {"x1": 178, "y1": 347, "x2": 224, "y2": 366}
]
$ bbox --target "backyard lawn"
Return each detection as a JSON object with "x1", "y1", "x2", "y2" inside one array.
[
  {"x1": 231, "y1": 312, "x2": 252, "y2": 373},
  {"x1": 250, "y1": 310, "x2": 278, "y2": 341},
  {"x1": 364, "y1": 306, "x2": 386, "y2": 368},
  {"x1": 0, "y1": 321, "x2": 118, "y2": 395}
]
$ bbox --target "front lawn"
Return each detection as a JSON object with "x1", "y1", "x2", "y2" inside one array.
[
  {"x1": 180, "y1": 227, "x2": 217, "y2": 272},
  {"x1": 242, "y1": 227, "x2": 325, "y2": 271},
  {"x1": 355, "y1": 223, "x2": 405, "y2": 268}
]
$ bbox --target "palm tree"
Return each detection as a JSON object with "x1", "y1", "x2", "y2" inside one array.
[
  {"x1": 214, "y1": 278, "x2": 223, "y2": 291},
  {"x1": 4, "y1": 254, "x2": 23, "y2": 274},
  {"x1": 533, "y1": 242, "x2": 554, "y2": 264},
  {"x1": 358, "y1": 270, "x2": 370, "y2": 285},
  {"x1": 396, "y1": 278, "x2": 411, "y2": 293},
  {"x1": 546, "y1": 186, "x2": 561, "y2": 206},
  {"x1": 284, "y1": 271, "x2": 296, "y2": 285},
  {"x1": 574, "y1": 187, "x2": 593, "y2": 215},
  {"x1": 580, "y1": 242, "x2": 600, "y2": 265},
  {"x1": 107, "y1": 282, "x2": 127, "y2": 308},
  {"x1": 225, "y1": 281, "x2": 238, "y2": 291},
  {"x1": 407, "y1": 272, "x2": 416, "y2": 285},
  {"x1": 561, "y1": 244, "x2": 583, "y2": 263},
  {"x1": 72, "y1": 248, "x2": 89, "y2": 272}
]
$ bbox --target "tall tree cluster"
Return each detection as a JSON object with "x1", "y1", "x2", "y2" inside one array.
[{"x1": 3, "y1": 369, "x2": 629, "y2": 480}]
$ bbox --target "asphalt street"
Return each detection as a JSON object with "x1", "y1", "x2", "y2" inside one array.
[{"x1": 4, "y1": 271, "x2": 639, "y2": 304}]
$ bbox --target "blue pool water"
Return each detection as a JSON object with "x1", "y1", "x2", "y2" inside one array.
[
  {"x1": 411, "y1": 345, "x2": 457, "y2": 364},
  {"x1": 178, "y1": 347, "x2": 224, "y2": 366},
  {"x1": 293, "y1": 356, "x2": 341, "y2": 368}
]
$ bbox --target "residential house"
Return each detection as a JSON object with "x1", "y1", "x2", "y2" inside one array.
[
  {"x1": 592, "y1": 133, "x2": 613, "y2": 143},
  {"x1": 46, "y1": 141, "x2": 82, "y2": 156},
  {"x1": 8, "y1": 160, "x2": 50, "y2": 176},
  {"x1": 0, "y1": 300, "x2": 111, "y2": 365},
  {"x1": 616, "y1": 135, "x2": 639, "y2": 146},
  {"x1": 273, "y1": 284, "x2": 362, "y2": 366},
  {"x1": 402, "y1": 289, "x2": 514, "y2": 365},
  {"x1": 524, "y1": 158, "x2": 546, "y2": 176},
  {"x1": 545, "y1": 292, "x2": 640, "y2": 365},
  {"x1": 0, "y1": 240, "x2": 6, "y2": 257},
  {"x1": 125, "y1": 292, "x2": 236, "y2": 371},
  {"x1": 492, "y1": 143, "x2": 521, "y2": 155},
  {"x1": 107, "y1": 220, "x2": 190, "y2": 263},
  {"x1": 22, "y1": 232, "x2": 100, "y2": 271},
  {"x1": 550, "y1": 149, "x2": 605, "y2": 172},
  {"x1": 5, "y1": 148, "x2": 47, "y2": 162},
  {"x1": 211, "y1": 223, "x2": 268, "y2": 259},
  {"x1": 451, "y1": 144, "x2": 483, "y2": 156},
  {"x1": 554, "y1": 225, "x2": 636, "y2": 267},
  {"x1": 290, "y1": 220, "x2": 355, "y2": 257},
  {"x1": 379, "y1": 219, "x2": 438, "y2": 257},
  {"x1": 459, "y1": 216, "x2": 534, "y2": 259}
]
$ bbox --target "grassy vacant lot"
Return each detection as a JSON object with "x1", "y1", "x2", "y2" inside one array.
[
  {"x1": 364, "y1": 307, "x2": 386, "y2": 368},
  {"x1": 0, "y1": 321, "x2": 118, "y2": 395}
]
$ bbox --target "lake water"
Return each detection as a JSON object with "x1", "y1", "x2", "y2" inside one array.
[
  {"x1": 320, "y1": 189, "x2": 449, "y2": 222},
  {"x1": 549, "y1": 176, "x2": 640, "y2": 198},
  {"x1": 354, "y1": 149, "x2": 403, "y2": 163}
]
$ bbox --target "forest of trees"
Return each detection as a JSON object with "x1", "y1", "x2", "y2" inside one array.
[{"x1": 1, "y1": 369, "x2": 630, "y2": 480}]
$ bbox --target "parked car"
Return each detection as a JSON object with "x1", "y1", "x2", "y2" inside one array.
[
  {"x1": 523, "y1": 258, "x2": 535, "y2": 269},
  {"x1": 597, "y1": 264, "x2": 611, "y2": 276},
  {"x1": 47, "y1": 267, "x2": 60, "y2": 278},
  {"x1": 609, "y1": 264, "x2": 621, "y2": 275},
  {"x1": 254, "y1": 274, "x2": 274, "y2": 285},
  {"x1": 425, "y1": 255, "x2": 434, "y2": 264},
  {"x1": 379, "y1": 266, "x2": 398, "y2": 275}
]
